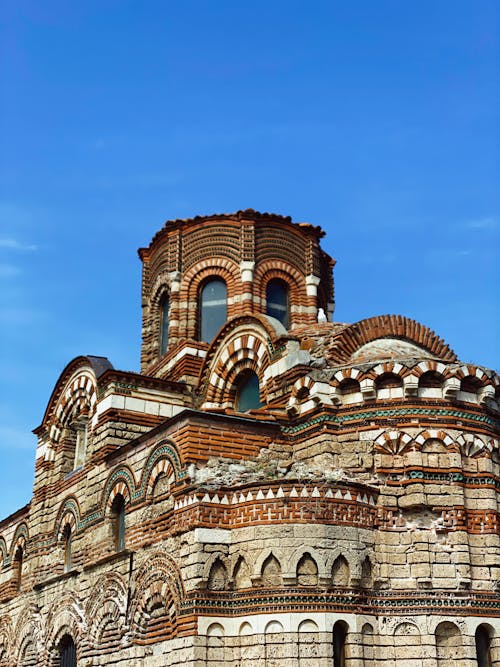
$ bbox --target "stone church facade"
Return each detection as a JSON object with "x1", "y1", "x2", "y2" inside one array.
[{"x1": 0, "y1": 209, "x2": 499, "y2": 666}]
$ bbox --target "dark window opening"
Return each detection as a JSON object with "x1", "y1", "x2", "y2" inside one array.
[
  {"x1": 160, "y1": 295, "x2": 170, "y2": 356},
  {"x1": 111, "y1": 494, "x2": 126, "y2": 552},
  {"x1": 63, "y1": 524, "x2": 72, "y2": 573},
  {"x1": 199, "y1": 279, "x2": 227, "y2": 342},
  {"x1": 375, "y1": 373, "x2": 403, "y2": 390},
  {"x1": 333, "y1": 620, "x2": 348, "y2": 667},
  {"x1": 475, "y1": 625, "x2": 492, "y2": 667},
  {"x1": 235, "y1": 370, "x2": 262, "y2": 412},
  {"x1": 59, "y1": 634, "x2": 76, "y2": 667},
  {"x1": 461, "y1": 376, "x2": 482, "y2": 394},
  {"x1": 338, "y1": 379, "x2": 360, "y2": 395},
  {"x1": 13, "y1": 546, "x2": 23, "y2": 591},
  {"x1": 419, "y1": 371, "x2": 443, "y2": 389},
  {"x1": 266, "y1": 279, "x2": 289, "y2": 328}
]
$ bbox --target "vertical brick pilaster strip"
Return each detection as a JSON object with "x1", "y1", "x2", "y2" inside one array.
[
  {"x1": 168, "y1": 230, "x2": 182, "y2": 345},
  {"x1": 240, "y1": 220, "x2": 255, "y2": 315}
]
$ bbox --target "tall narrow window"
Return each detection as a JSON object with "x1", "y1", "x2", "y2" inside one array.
[
  {"x1": 200, "y1": 279, "x2": 227, "y2": 342},
  {"x1": 333, "y1": 621, "x2": 348, "y2": 667},
  {"x1": 13, "y1": 546, "x2": 23, "y2": 591},
  {"x1": 266, "y1": 279, "x2": 289, "y2": 328},
  {"x1": 59, "y1": 635, "x2": 76, "y2": 667},
  {"x1": 160, "y1": 295, "x2": 170, "y2": 356},
  {"x1": 63, "y1": 525, "x2": 72, "y2": 573},
  {"x1": 475, "y1": 625, "x2": 492, "y2": 667},
  {"x1": 235, "y1": 370, "x2": 262, "y2": 412},
  {"x1": 111, "y1": 494, "x2": 126, "y2": 551},
  {"x1": 73, "y1": 418, "x2": 87, "y2": 470}
]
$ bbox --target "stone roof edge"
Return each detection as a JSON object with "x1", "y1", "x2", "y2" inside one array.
[
  {"x1": 35, "y1": 355, "x2": 114, "y2": 431},
  {"x1": 0, "y1": 503, "x2": 30, "y2": 532},
  {"x1": 323, "y1": 314, "x2": 458, "y2": 365},
  {"x1": 138, "y1": 208, "x2": 325, "y2": 257}
]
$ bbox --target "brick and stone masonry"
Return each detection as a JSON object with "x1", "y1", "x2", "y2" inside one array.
[{"x1": 0, "y1": 209, "x2": 499, "y2": 665}]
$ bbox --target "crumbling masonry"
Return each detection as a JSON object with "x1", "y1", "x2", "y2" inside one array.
[{"x1": 0, "y1": 210, "x2": 499, "y2": 665}]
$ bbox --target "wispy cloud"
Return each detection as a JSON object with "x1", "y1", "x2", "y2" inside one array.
[
  {"x1": 463, "y1": 216, "x2": 498, "y2": 230},
  {"x1": 0, "y1": 238, "x2": 37, "y2": 251}
]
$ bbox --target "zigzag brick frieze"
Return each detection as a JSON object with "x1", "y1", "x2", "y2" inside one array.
[{"x1": 2, "y1": 211, "x2": 500, "y2": 665}]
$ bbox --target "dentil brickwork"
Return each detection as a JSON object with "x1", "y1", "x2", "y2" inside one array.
[{"x1": 0, "y1": 210, "x2": 499, "y2": 666}]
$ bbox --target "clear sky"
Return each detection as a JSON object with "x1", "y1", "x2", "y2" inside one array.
[{"x1": 1, "y1": 0, "x2": 499, "y2": 519}]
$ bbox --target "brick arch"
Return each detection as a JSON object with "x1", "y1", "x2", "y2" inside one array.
[
  {"x1": 103, "y1": 467, "x2": 136, "y2": 513},
  {"x1": 370, "y1": 361, "x2": 410, "y2": 380},
  {"x1": 138, "y1": 439, "x2": 188, "y2": 498},
  {"x1": 86, "y1": 572, "x2": 127, "y2": 652},
  {"x1": 45, "y1": 592, "x2": 85, "y2": 667},
  {"x1": 54, "y1": 497, "x2": 81, "y2": 541},
  {"x1": 10, "y1": 522, "x2": 28, "y2": 561},
  {"x1": 374, "y1": 430, "x2": 413, "y2": 455},
  {"x1": 0, "y1": 616, "x2": 13, "y2": 666},
  {"x1": 179, "y1": 258, "x2": 240, "y2": 340},
  {"x1": 323, "y1": 315, "x2": 457, "y2": 365},
  {"x1": 455, "y1": 365, "x2": 489, "y2": 385},
  {"x1": 13, "y1": 604, "x2": 42, "y2": 667},
  {"x1": 199, "y1": 317, "x2": 277, "y2": 408},
  {"x1": 456, "y1": 433, "x2": 491, "y2": 457},
  {"x1": 40, "y1": 356, "x2": 110, "y2": 428},
  {"x1": 414, "y1": 429, "x2": 456, "y2": 451},
  {"x1": 0, "y1": 538, "x2": 6, "y2": 569},
  {"x1": 222, "y1": 357, "x2": 266, "y2": 407},
  {"x1": 254, "y1": 261, "x2": 307, "y2": 327},
  {"x1": 291, "y1": 375, "x2": 316, "y2": 398},
  {"x1": 411, "y1": 360, "x2": 448, "y2": 378},
  {"x1": 39, "y1": 358, "x2": 107, "y2": 454},
  {"x1": 148, "y1": 275, "x2": 173, "y2": 355},
  {"x1": 332, "y1": 368, "x2": 362, "y2": 386},
  {"x1": 129, "y1": 552, "x2": 185, "y2": 644}
]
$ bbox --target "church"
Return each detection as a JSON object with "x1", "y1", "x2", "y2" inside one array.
[{"x1": 0, "y1": 209, "x2": 499, "y2": 666}]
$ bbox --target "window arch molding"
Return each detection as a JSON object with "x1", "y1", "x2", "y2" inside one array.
[
  {"x1": 265, "y1": 278, "x2": 290, "y2": 329},
  {"x1": 254, "y1": 264, "x2": 303, "y2": 329},
  {"x1": 102, "y1": 468, "x2": 136, "y2": 514},
  {"x1": 233, "y1": 369, "x2": 262, "y2": 412},
  {"x1": 198, "y1": 277, "x2": 228, "y2": 342},
  {"x1": 44, "y1": 594, "x2": 84, "y2": 667},
  {"x1": 199, "y1": 319, "x2": 274, "y2": 410},
  {"x1": 179, "y1": 260, "x2": 239, "y2": 341},
  {"x1": 158, "y1": 291, "x2": 171, "y2": 356},
  {"x1": 222, "y1": 360, "x2": 265, "y2": 412},
  {"x1": 9, "y1": 523, "x2": 28, "y2": 564}
]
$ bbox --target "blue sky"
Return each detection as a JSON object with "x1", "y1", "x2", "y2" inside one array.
[{"x1": 1, "y1": 0, "x2": 498, "y2": 519}]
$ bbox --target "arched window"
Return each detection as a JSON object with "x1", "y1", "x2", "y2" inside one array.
[
  {"x1": 475, "y1": 625, "x2": 492, "y2": 667},
  {"x1": 61, "y1": 414, "x2": 88, "y2": 475},
  {"x1": 235, "y1": 370, "x2": 262, "y2": 412},
  {"x1": 111, "y1": 494, "x2": 126, "y2": 551},
  {"x1": 159, "y1": 294, "x2": 170, "y2": 356},
  {"x1": 59, "y1": 634, "x2": 76, "y2": 667},
  {"x1": 266, "y1": 279, "x2": 289, "y2": 328},
  {"x1": 333, "y1": 621, "x2": 348, "y2": 667},
  {"x1": 13, "y1": 546, "x2": 23, "y2": 591},
  {"x1": 63, "y1": 524, "x2": 72, "y2": 573},
  {"x1": 73, "y1": 417, "x2": 87, "y2": 470},
  {"x1": 199, "y1": 279, "x2": 227, "y2": 342}
]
